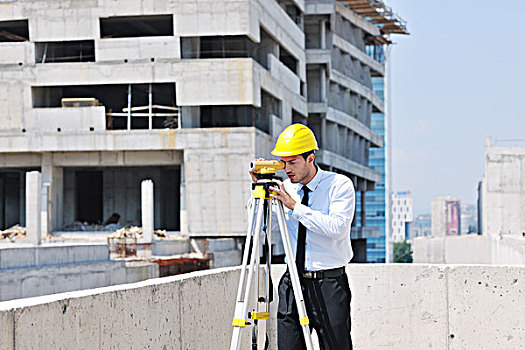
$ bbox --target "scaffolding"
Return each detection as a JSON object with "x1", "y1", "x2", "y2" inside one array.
[
  {"x1": 106, "y1": 83, "x2": 180, "y2": 130},
  {"x1": 339, "y1": 0, "x2": 408, "y2": 35}
]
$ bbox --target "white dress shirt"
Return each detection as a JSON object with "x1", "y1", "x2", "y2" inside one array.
[
  {"x1": 248, "y1": 167, "x2": 355, "y2": 270},
  {"x1": 282, "y1": 167, "x2": 355, "y2": 271}
]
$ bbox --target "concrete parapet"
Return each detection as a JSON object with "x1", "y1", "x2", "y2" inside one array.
[
  {"x1": 211, "y1": 250, "x2": 243, "y2": 268},
  {"x1": 0, "y1": 42, "x2": 34, "y2": 65},
  {"x1": 0, "y1": 267, "x2": 244, "y2": 349},
  {"x1": 95, "y1": 37, "x2": 181, "y2": 62},
  {"x1": 491, "y1": 235, "x2": 525, "y2": 264},
  {"x1": 195, "y1": 238, "x2": 242, "y2": 268},
  {"x1": 152, "y1": 238, "x2": 190, "y2": 256},
  {"x1": 0, "y1": 260, "x2": 126, "y2": 302},
  {"x1": 125, "y1": 261, "x2": 159, "y2": 283},
  {"x1": 0, "y1": 264, "x2": 523, "y2": 349},
  {"x1": 268, "y1": 53, "x2": 301, "y2": 94},
  {"x1": 29, "y1": 107, "x2": 106, "y2": 133},
  {"x1": 0, "y1": 243, "x2": 109, "y2": 270},
  {"x1": 413, "y1": 234, "x2": 525, "y2": 265},
  {"x1": 447, "y1": 265, "x2": 524, "y2": 349}
]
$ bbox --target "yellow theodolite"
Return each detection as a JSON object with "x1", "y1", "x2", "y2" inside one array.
[
  {"x1": 230, "y1": 160, "x2": 314, "y2": 350},
  {"x1": 249, "y1": 160, "x2": 285, "y2": 199}
]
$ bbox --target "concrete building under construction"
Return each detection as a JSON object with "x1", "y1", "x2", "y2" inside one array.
[{"x1": 0, "y1": 0, "x2": 406, "y2": 260}]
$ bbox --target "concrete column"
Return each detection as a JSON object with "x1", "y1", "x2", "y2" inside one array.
[
  {"x1": 321, "y1": 115, "x2": 327, "y2": 149},
  {"x1": 26, "y1": 171, "x2": 42, "y2": 245},
  {"x1": 320, "y1": 67, "x2": 327, "y2": 102},
  {"x1": 41, "y1": 153, "x2": 63, "y2": 234},
  {"x1": 360, "y1": 190, "x2": 366, "y2": 227},
  {"x1": 180, "y1": 161, "x2": 188, "y2": 235},
  {"x1": 320, "y1": 20, "x2": 326, "y2": 49},
  {"x1": 41, "y1": 182, "x2": 49, "y2": 239},
  {"x1": 141, "y1": 179, "x2": 154, "y2": 243},
  {"x1": 180, "y1": 106, "x2": 200, "y2": 128}
]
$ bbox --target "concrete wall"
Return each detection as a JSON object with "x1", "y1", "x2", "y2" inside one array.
[
  {"x1": 0, "y1": 243, "x2": 161, "y2": 302},
  {"x1": 482, "y1": 138, "x2": 525, "y2": 237},
  {"x1": 0, "y1": 0, "x2": 306, "y2": 134},
  {"x1": 0, "y1": 260, "x2": 127, "y2": 302},
  {"x1": 0, "y1": 243, "x2": 109, "y2": 269},
  {"x1": 182, "y1": 129, "x2": 258, "y2": 236},
  {"x1": 0, "y1": 42, "x2": 34, "y2": 65},
  {"x1": 0, "y1": 264, "x2": 523, "y2": 349},
  {"x1": 28, "y1": 106, "x2": 106, "y2": 133},
  {"x1": 413, "y1": 234, "x2": 525, "y2": 265},
  {"x1": 95, "y1": 37, "x2": 181, "y2": 61}
]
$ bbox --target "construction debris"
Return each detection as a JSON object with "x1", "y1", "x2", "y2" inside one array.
[
  {"x1": 63, "y1": 221, "x2": 124, "y2": 232},
  {"x1": 108, "y1": 226, "x2": 142, "y2": 239},
  {"x1": 0, "y1": 225, "x2": 26, "y2": 241},
  {"x1": 107, "y1": 226, "x2": 168, "y2": 240}
]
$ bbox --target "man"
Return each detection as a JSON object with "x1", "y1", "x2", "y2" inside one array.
[{"x1": 249, "y1": 124, "x2": 355, "y2": 350}]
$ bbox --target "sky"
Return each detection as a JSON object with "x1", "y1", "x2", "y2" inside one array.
[{"x1": 385, "y1": 0, "x2": 525, "y2": 215}]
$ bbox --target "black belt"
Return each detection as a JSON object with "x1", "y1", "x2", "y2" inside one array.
[{"x1": 301, "y1": 266, "x2": 346, "y2": 279}]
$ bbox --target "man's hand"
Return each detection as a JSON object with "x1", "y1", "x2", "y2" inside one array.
[
  {"x1": 270, "y1": 179, "x2": 296, "y2": 210},
  {"x1": 249, "y1": 158, "x2": 265, "y2": 182}
]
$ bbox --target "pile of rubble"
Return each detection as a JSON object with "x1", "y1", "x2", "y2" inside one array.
[
  {"x1": 62, "y1": 221, "x2": 124, "y2": 232},
  {"x1": 0, "y1": 225, "x2": 26, "y2": 242},
  {"x1": 107, "y1": 226, "x2": 167, "y2": 240}
]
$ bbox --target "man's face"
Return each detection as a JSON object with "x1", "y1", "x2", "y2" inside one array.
[{"x1": 281, "y1": 155, "x2": 313, "y2": 184}]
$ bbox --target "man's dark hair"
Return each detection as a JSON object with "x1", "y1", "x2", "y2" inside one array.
[{"x1": 300, "y1": 150, "x2": 316, "y2": 162}]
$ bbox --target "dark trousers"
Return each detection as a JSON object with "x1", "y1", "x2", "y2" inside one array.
[{"x1": 277, "y1": 271, "x2": 352, "y2": 350}]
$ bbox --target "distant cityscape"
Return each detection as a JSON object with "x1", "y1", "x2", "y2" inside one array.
[{"x1": 389, "y1": 191, "x2": 478, "y2": 243}]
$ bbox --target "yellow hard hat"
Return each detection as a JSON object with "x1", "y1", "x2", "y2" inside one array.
[{"x1": 271, "y1": 124, "x2": 319, "y2": 156}]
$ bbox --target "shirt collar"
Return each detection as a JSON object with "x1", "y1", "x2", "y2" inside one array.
[{"x1": 302, "y1": 166, "x2": 323, "y2": 192}]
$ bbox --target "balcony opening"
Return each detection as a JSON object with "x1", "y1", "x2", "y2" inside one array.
[
  {"x1": 200, "y1": 105, "x2": 265, "y2": 132},
  {"x1": 100, "y1": 15, "x2": 173, "y2": 38},
  {"x1": 307, "y1": 114, "x2": 322, "y2": 148},
  {"x1": 201, "y1": 36, "x2": 255, "y2": 59},
  {"x1": 305, "y1": 19, "x2": 321, "y2": 49},
  {"x1": 365, "y1": 43, "x2": 385, "y2": 65},
  {"x1": 279, "y1": 46, "x2": 298, "y2": 74},
  {"x1": 32, "y1": 83, "x2": 178, "y2": 130},
  {"x1": 261, "y1": 90, "x2": 281, "y2": 120},
  {"x1": 35, "y1": 40, "x2": 95, "y2": 63},
  {"x1": 0, "y1": 20, "x2": 29, "y2": 42},
  {"x1": 199, "y1": 91, "x2": 280, "y2": 134},
  {"x1": 306, "y1": 68, "x2": 322, "y2": 102},
  {"x1": 181, "y1": 29, "x2": 281, "y2": 71},
  {"x1": 276, "y1": 0, "x2": 303, "y2": 28},
  {"x1": 0, "y1": 171, "x2": 23, "y2": 230},
  {"x1": 292, "y1": 109, "x2": 306, "y2": 125},
  {"x1": 181, "y1": 35, "x2": 258, "y2": 60},
  {"x1": 64, "y1": 166, "x2": 180, "y2": 230},
  {"x1": 76, "y1": 170, "x2": 103, "y2": 224}
]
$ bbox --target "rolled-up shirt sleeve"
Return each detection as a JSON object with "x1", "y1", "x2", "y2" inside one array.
[{"x1": 291, "y1": 178, "x2": 355, "y2": 240}]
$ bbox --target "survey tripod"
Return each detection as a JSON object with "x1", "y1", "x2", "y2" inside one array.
[{"x1": 230, "y1": 160, "x2": 314, "y2": 350}]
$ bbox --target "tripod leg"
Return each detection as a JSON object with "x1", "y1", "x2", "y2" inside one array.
[
  {"x1": 265, "y1": 199, "x2": 272, "y2": 307},
  {"x1": 231, "y1": 199, "x2": 265, "y2": 350},
  {"x1": 231, "y1": 198, "x2": 258, "y2": 350},
  {"x1": 275, "y1": 201, "x2": 314, "y2": 350}
]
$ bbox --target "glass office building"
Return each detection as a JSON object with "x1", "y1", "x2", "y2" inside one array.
[{"x1": 356, "y1": 45, "x2": 387, "y2": 263}]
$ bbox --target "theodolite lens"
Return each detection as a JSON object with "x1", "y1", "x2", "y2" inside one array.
[{"x1": 249, "y1": 160, "x2": 285, "y2": 174}]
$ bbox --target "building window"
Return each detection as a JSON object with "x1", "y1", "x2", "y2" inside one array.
[
  {"x1": 280, "y1": 46, "x2": 298, "y2": 74},
  {"x1": 35, "y1": 40, "x2": 95, "y2": 63},
  {"x1": 100, "y1": 15, "x2": 173, "y2": 38},
  {"x1": 0, "y1": 20, "x2": 29, "y2": 42},
  {"x1": 32, "y1": 83, "x2": 178, "y2": 130}
]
